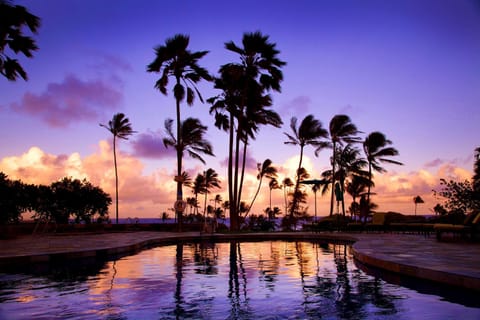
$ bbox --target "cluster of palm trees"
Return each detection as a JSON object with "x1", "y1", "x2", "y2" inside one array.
[
  {"x1": 99, "y1": 32, "x2": 402, "y2": 230},
  {"x1": 284, "y1": 114, "x2": 403, "y2": 223}
]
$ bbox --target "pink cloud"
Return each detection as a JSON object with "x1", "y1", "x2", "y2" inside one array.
[
  {"x1": 10, "y1": 74, "x2": 123, "y2": 127},
  {"x1": 424, "y1": 158, "x2": 443, "y2": 168},
  {"x1": 279, "y1": 96, "x2": 311, "y2": 118},
  {"x1": 131, "y1": 130, "x2": 176, "y2": 159},
  {"x1": 219, "y1": 151, "x2": 257, "y2": 171}
]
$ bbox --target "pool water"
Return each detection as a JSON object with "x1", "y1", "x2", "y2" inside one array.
[{"x1": 0, "y1": 241, "x2": 479, "y2": 319}]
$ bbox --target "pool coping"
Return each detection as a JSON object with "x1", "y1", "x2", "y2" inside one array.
[{"x1": 1, "y1": 231, "x2": 479, "y2": 292}]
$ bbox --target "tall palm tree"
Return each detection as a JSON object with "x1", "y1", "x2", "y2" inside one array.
[
  {"x1": 328, "y1": 115, "x2": 360, "y2": 216},
  {"x1": 208, "y1": 31, "x2": 285, "y2": 231},
  {"x1": 100, "y1": 113, "x2": 135, "y2": 224},
  {"x1": 363, "y1": 131, "x2": 403, "y2": 201},
  {"x1": 147, "y1": 34, "x2": 211, "y2": 231},
  {"x1": 284, "y1": 115, "x2": 329, "y2": 216},
  {"x1": 0, "y1": 0, "x2": 40, "y2": 81},
  {"x1": 246, "y1": 159, "x2": 278, "y2": 217}
]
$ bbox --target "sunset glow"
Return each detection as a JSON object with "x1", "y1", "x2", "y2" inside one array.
[{"x1": 1, "y1": 0, "x2": 478, "y2": 219}]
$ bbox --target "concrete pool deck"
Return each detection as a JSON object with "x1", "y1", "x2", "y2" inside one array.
[{"x1": 0, "y1": 231, "x2": 479, "y2": 292}]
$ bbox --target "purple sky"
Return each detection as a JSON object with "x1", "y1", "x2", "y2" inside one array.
[{"x1": 1, "y1": 0, "x2": 479, "y2": 217}]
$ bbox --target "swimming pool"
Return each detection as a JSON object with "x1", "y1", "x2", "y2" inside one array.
[{"x1": 1, "y1": 240, "x2": 479, "y2": 319}]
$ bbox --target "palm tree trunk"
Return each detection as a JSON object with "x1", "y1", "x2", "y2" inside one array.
[
  {"x1": 233, "y1": 124, "x2": 242, "y2": 219},
  {"x1": 175, "y1": 77, "x2": 183, "y2": 232},
  {"x1": 228, "y1": 113, "x2": 237, "y2": 230},
  {"x1": 238, "y1": 137, "x2": 248, "y2": 214},
  {"x1": 245, "y1": 174, "x2": 262, "y2": 218},
  {"x1": 329, "y1": 142, "x2": 336, "y2": 216},
  {"x1": 367, "y1": 162, "x2": 372, "y2": 202},
  {"x1": 113, "y1": 135, "x2": 119, "y2": 224}
]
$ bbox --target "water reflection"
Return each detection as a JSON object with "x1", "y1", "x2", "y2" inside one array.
[{"x1": 1, "y1": 240, "x2": 479, "y2": 319}]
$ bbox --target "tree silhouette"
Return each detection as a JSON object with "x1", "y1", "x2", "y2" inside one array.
[
  {"x1": 284, "y1": 115, "x2": 329, "y2": 217},
  {"x1": 328, "y1": 115, "x2": 360, "y2": 216},
  {"x1": 363, "y1": 131, "x2": 402, "y2": 201},
  {"x1": 209, "y1": 31, "x2": 285, "y2": 231},
  {"x1": 0, "y1": 0, "x2": 40, "y2": 81},
  {"x1": 246, "y1": 159, "x2": 278, "y2": 217},
  {"x1": 100, "y1": 113, "x2": 135, "y2": 224},
  {"x1": 413, "y1": 195, "x2": 424, "y2": 215},
  {"x1": 147, "y1": 34, "x2": 211, "y2": 231}
]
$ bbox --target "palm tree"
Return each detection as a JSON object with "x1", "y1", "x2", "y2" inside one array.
[
  {"x1": 163, "y1": 117, "x2": 213, "y2": 164},
  {"x1": 413, "y1": 195, "x2": 424, "y2": 215},
  {"x1": 282, "y1": 177, "x2": 294, "y2": 215},
  {"x1": 333, "y1": 144, "x2": 368, "y2": 216},
  {"x1": 191, "y1": 174, "x2": 205, "y2": 215},
  {"x1": 268, "y1": 178, "x2": 280, "y2": 211},
  {"x1": 0, "y1": 0, "x2": 40, "y2": 81},
  {"x1": 100, "y1": 113, "x2": 136, "y2": 224},
  {"x1": 147, "y1": 34, "x2": 211, "y2": 231},
  {"x1": 284, "y1": 115, "x2": 329, "y2": 217},
  {"x1": 328, "y1": 115, "x2": 360, "y2": 216},
  {"x1": 363, "y1": 131, "x2": 403, "y2": 201},
  {"x1": 246, "y1": 159, "x2": 278, "y2": 217},
  {"x1": 345, "y1": 174, "x2": 371, "y2": 219},
  {"x1": 208, "y1": 31, "x2": 285, "y2": 231},
  {"x1": 473, "y1": 147, "x2": 480, "y2": 193},
  {"x1": 202, "y1": 168, "x2": 221, "y2": 222}
]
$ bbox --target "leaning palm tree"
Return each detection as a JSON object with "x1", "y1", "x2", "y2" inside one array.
[
  {"x1": 100, "y1": 113, "x2": 136, "y2": 224},
  {"x1": 284, "y1": 115, "x2": 329, "y2": 217},
  {"x1": 0, "y1": 0, "x2": 40, "y2": 81},
  {"x1": 147, "y1": 34, "x2": 211, "y2": 231},
  {"x1": 328, "y1": 115, "x2": 360, "y2": 216},
  {"x1": 363, "y1": 131, "x2": 403, "y2": 201},
  {"x1": 246, "y1": 159, "x2": 278, "y2": 217}
]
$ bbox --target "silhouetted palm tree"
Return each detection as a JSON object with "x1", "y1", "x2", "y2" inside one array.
[
  {"x1": 328, "y1": 115, "x2": 360, "y2": 216},
  {"x1": 191, "y1": 174, "x2": 205, "y2": 215},
  {"x1": 100, "y1": 113, "x2": 136, "y2": 224},
  {"x1": 333, "y1": 144, "x2": 368, "y2": 216},
  {"x1": 268, "y1": 178, "x2": 280, "y2": 211},
  {"x1": 202, "y1": 168, "x2": 221, "y2": 220},
  {"x1": 209, "y1": 31, "x2": 285, "y2": 231},
  {"x1": 473, "y1": 147, "x2": 480, "y2": 193},
  {"x1": 246, "y1": 159, "x2": 278, "y2": 217},
  {"x1": 284, "y1": 115, "x2": 329, "y2": 216},
  {"x1": 413, "y1": 195, "x2": 424, "y2": 215},
  {"x1": 0, "y1": 0, "x2": 40, "y2": 81},
  {"x1": 282, "y1": 177, "x2": 294, "y2": 215},
  {"x1": 163, "y1": 117, "x2": 214, "y2": 165},
  {"x1": 345, "y1": 175, "x2": 371, "y2": 219},
  {"x1": 363, "y1": 131, "x2": 402, "y2": 201},
  {"x1": 147, "y1": 34, "x2": 211, "y2": 231}
]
